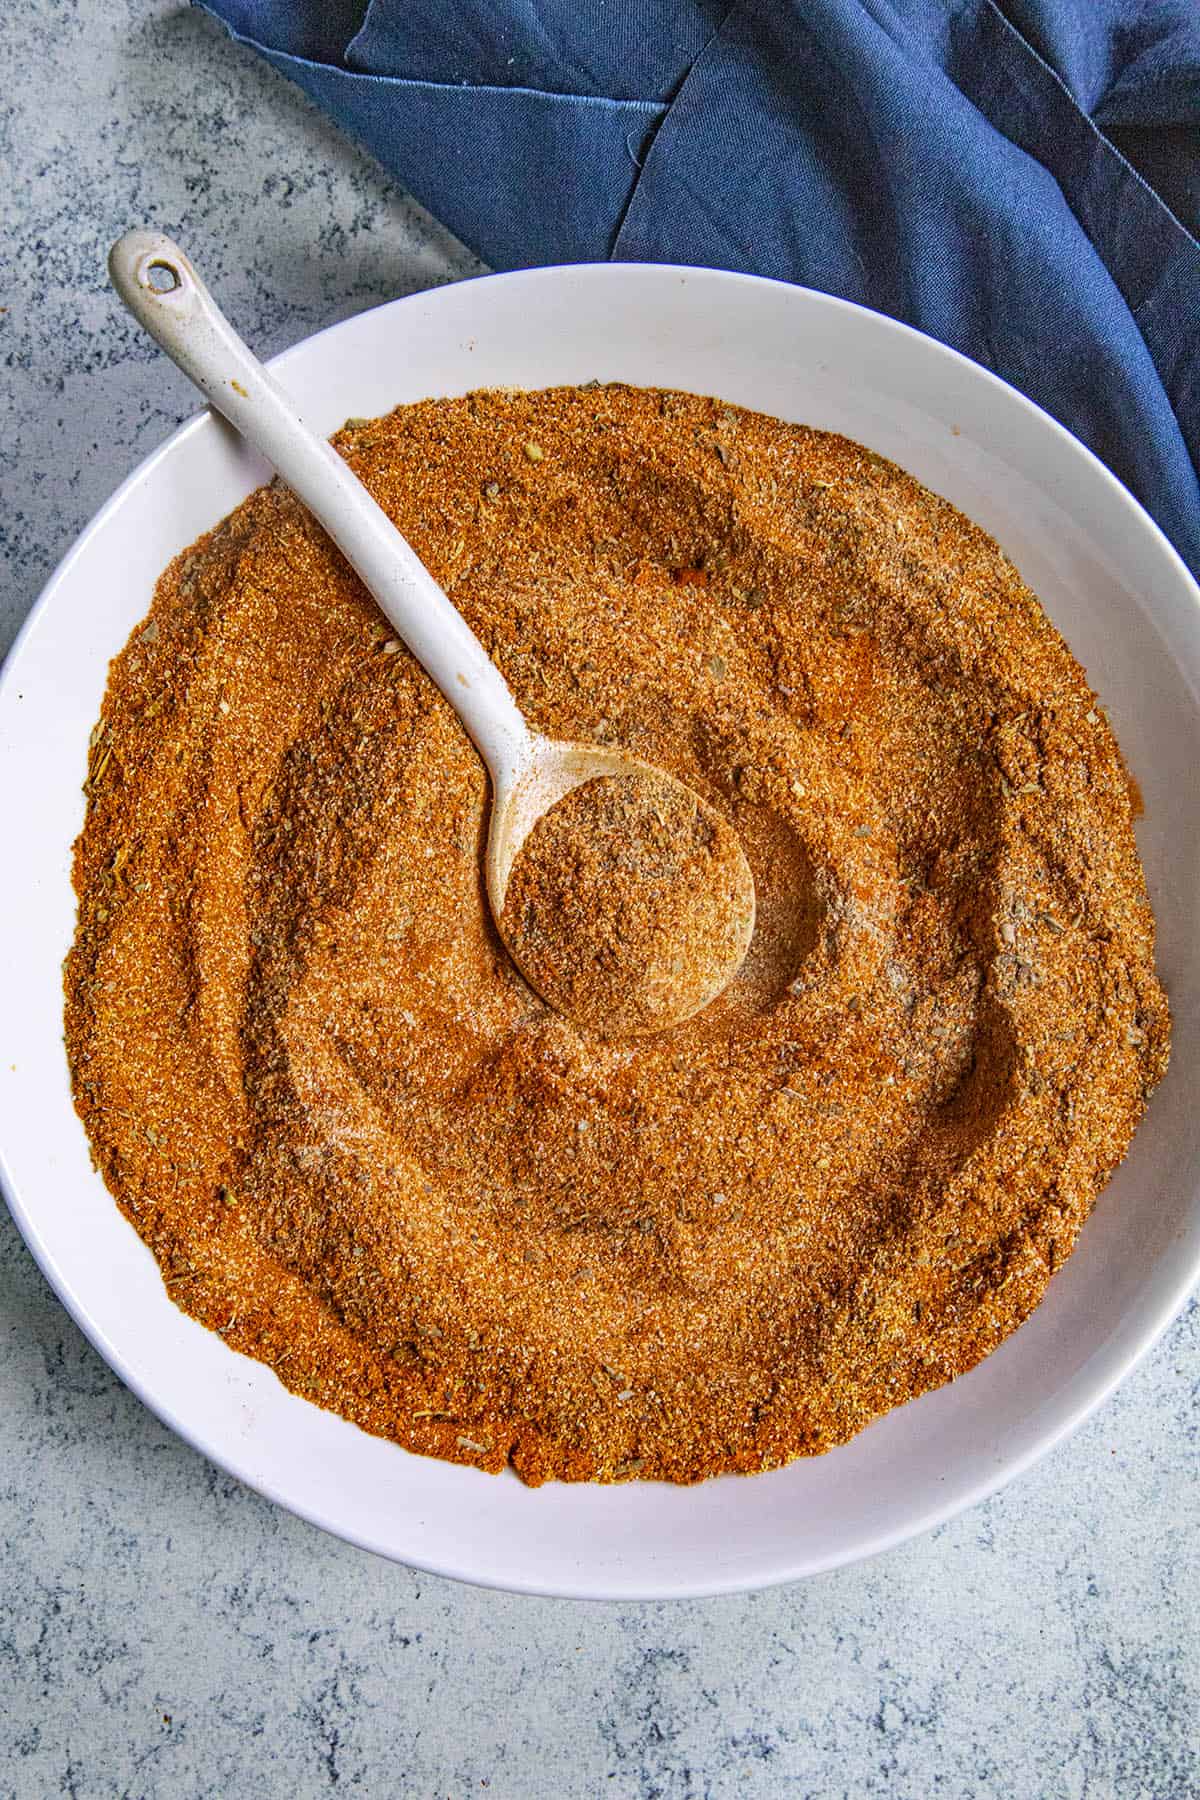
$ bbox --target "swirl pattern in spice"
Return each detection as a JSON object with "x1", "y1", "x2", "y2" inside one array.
[{"x1": 64, "y1": 385, "x2": 1169, "y2": 1484}]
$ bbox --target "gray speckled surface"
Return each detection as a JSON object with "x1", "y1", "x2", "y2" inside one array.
[{"x1": 1, "y1": 5, "x2": 1197, "y2": 1796}]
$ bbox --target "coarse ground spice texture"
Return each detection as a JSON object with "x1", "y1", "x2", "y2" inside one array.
[
  {"x1": 500, "y1": 770, "x2": 755, "y2": 1036},
  {"x1": 65, "y1": 385, "x2": 1170, "y2": 1486}
]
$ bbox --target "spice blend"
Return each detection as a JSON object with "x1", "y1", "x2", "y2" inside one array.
[
  {"x1": 499, "y1": 770, "x2": 755, "y2": 1035},
  {"x1": 65, "y1": 385, "x2": 1169, "y2": 1484}
]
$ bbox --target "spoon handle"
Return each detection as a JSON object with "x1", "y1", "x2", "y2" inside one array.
[{"x1": 108, "y1": 230, "x2": 532, "y2": 792}]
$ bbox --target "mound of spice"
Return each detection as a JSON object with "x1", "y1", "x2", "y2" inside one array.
[
  {"x1": 64, "y1": 383, "x2": 1169, "y2": 1485},
  {"x1": 499, "y1": 771, "x2": 754, "y2": 1035}
]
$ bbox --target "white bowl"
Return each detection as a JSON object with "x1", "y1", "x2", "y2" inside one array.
[{"x1": 2, "y1": 265, "x2": 1198, "y2": 1600}]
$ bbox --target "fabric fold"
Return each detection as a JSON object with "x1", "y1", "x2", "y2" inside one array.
[
  {"x1": 200, "y1": 3, "x2": 664, "y2": 267},
  {"x1": 199, "y1": 0, "x2": 1200, "y2": 575}
]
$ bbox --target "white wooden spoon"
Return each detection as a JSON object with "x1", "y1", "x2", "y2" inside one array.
[{"x1": 108, "y1": 230, "x2": 755, "y2": 1030}]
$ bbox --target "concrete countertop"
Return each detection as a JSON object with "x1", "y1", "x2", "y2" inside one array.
[{"x1": 1, "y1": 5, "x2": 1195, "y2": 1794}]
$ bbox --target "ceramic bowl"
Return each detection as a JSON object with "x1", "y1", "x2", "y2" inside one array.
[{"x1": 2, "y1": 265, "x2": 1198, "y2": 1599}]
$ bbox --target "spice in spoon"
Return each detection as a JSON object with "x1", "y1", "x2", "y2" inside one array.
[{"x1": 499, "y1": 770, "x2": 755, "y2": 1035}]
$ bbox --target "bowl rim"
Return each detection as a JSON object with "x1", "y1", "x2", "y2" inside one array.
[{"x1": 2, "y1": 259, "x2": 1199, "y2": 1600}]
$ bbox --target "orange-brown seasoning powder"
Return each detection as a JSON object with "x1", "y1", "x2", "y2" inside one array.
[
  {"x1": 499, "y1": 771, "x2": 754, "y2": 1035},
  {"x1": 64, "y1": 385, "x2": 1169, "y2": 1485}
]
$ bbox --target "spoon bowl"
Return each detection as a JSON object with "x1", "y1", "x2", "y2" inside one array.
[{"x1": 487, "y1": 738, "x2": 757, "y2": 1031}]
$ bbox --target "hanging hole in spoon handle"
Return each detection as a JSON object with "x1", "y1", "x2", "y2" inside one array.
[
  {"x1": 107, "y1": 229, "x2": 535, "y2": 796},
  {"x1": 145, "y1": 261, "x2": 181, "y2": 294},
  {"x1": 109, "y1": 231, "x2": 302, "y2": 431}
]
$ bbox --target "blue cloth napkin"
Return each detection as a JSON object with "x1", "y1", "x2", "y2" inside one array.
[{"x1": 202, "y1": 0, "x2": 1200, "y2": 576}]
